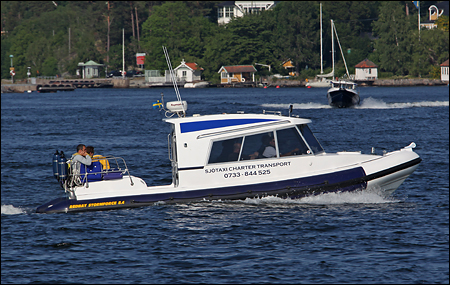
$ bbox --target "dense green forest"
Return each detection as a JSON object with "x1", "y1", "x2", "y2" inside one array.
[{"x1": 1, "y1": 1, "x2": 448, "y2": 83}]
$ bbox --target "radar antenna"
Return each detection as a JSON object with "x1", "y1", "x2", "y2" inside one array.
[{"x1": 162, "y1": 46, "x2": 187, "y2": 117}]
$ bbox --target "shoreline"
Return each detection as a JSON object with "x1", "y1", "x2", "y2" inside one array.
[{"x1": 1, "y1": 78, "x2": 448, "y2": 93}]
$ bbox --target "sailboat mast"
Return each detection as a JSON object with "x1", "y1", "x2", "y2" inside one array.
[
  {"x1": 333, "y1": 21, "x2": 350, "y2": 78},
  {"x1": 331, "y1": 19, "x2": 334, "y2": 77},
  {"x1": 320, "y1": 3, "x2": 323, "y2": 74},
  {"x1": 122, "y1": 28, "x2": 125, "y2": 78}
]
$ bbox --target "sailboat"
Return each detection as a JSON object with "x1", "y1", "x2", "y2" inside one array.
[
  {"x1": 326, "y1": 20, "x2": 360, "y2": 108},
  {"x1": 306, "y1": 3, "x2": 333, "y2": 88}
]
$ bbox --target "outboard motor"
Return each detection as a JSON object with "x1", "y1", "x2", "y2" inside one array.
[
  {"x1": 58, "y1": 151, "x2": 68, "y2": 182},
  {"x1": 52, "y1": 150, "x2": 60, "y2": 181}
]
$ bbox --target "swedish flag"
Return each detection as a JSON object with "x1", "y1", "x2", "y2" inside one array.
[
  {"x1": 153, "y1": 100, "x2": 163, "y2": 109},
  {"x1": 412, "y1": 1, "x2": 419, "y2": 9}
]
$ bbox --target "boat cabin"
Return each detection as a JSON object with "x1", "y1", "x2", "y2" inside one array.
[
  {"x1": 164, "y1": 113, "x2": 324, "y2": 187},
  {"x1": 331, "y1": 81, "x2": 357, "y2": 90}
]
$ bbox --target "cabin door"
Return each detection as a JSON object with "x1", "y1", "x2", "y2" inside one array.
[{"x1": 168, "y1": 126, "x2": 179, "y2": 187}]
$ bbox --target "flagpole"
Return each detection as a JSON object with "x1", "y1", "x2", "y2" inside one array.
[{"x1": 418, "y1": 1, "x2": 420, "y2": 40}]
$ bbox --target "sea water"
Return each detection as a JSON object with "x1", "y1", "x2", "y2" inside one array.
[{"x1": 1, "y1": 86, "x2": 448, "y2": 283}]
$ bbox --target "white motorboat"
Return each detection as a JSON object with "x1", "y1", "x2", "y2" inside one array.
[
  {"x1": 184, "y1": 81, "x2": 209, "y2": 88},
  {"x1": 37, "y1": 102, "x2": 421, "y2": 213},
  {"x1": 36, "y1": 47, "x2": 421, "y2": 214}
]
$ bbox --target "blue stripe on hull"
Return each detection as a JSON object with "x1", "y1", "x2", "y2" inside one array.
[
  {"x1": 180, "y1": 119, "x2": 279, "y2": 133},
  {"x1": 37, "y1": 167, "x2": 367, "y2": 213}
]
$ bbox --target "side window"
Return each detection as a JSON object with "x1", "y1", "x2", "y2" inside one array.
[
  {"x1": 297, "y1": 124, "x2": 324, "y2": 154},
  {"x1": 208, "y1": 137, "x2": 243, "y2": 164},
  {"x1": 276, "y1": 128, "x2": 309, "y2": 157},
  {"x1": 241, "y1": 132, "x2": 274, "y2": 160}
]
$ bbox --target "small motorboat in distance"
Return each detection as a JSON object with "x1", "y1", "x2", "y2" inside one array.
[
  {"x1": 36, "y1": 47, "x2": 421, "y2": 214},
  {"x1": 327, "y1": 80, "x2": 360, "y2": 108}
]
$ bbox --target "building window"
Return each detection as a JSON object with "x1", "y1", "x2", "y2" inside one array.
[
  {"x1": 225, "y1": 7, "x2": 233, "y2": 18},
  {"x1": 368, "y1": 69, "x2": 371, "y2": 74},
  {"x1": 221, "y1": 72, "x2": 227, "y2": 79},
  {"x1": 218, "y1": 7, "x2": 223, "y2": 18},
  {"x1": 182, "y1": 71, "x2": 187, "y2": 77}
]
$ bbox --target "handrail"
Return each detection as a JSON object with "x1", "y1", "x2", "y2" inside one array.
[{"x1": 64, "y1": 155, "x2": 134, "y2": 190}]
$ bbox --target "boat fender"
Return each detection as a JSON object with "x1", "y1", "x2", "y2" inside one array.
[
  {"x1": 241, "y1": 78, "x2": 245, "y2": 82},
  {"x1": 53, "y1": 150, "x2": 60, "y2": 181},
  {"x1": 58, "y1": 151, "x2": 68, "y2": 182}
]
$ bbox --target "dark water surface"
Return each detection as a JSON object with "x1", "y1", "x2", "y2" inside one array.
[{"x1": 2, "y1": 86, "x2": 448, "y2": 283}]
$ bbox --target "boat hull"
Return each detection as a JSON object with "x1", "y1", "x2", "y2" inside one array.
[
  {"x1": 36, "y1": 156, "x2": 421, "y2": 214},
  {"x1": 327, "y1": 89, "x2": 360, "y2": 108},
  {"x1": 306, "y1": 80, "x2": 332, "y2": 88}
]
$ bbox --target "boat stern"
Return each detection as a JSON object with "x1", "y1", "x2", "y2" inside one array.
[{"x1": 36, "y1": 197, "x2": 71, "y2": 214}]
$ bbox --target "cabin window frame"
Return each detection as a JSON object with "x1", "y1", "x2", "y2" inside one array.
[
  {"x1": 206, "y1": 125, "x2": 321, "y2": 165},
  {"x1": 296, "y1": 124, "x2": 324, "y2": 155}
]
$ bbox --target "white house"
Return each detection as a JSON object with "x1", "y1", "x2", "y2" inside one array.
[
  {"x1": 441, "y1": 59, "x2": 449, "y2": 82},
  {"x1": 77, "y1": 60, "x2": 104, "y2": 79},
  {"x1": 173, "y1": 59, "x2": 204, "y2": 82},
  {"x1": 354, "y1": 59, "x2": 378, "y2": 80},
  {"x1": 217, "y1": 1, "x2": 277, "y2": 25}
]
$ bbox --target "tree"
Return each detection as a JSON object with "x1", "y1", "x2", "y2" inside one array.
[
  {"x1": 41, "y1": 56, "x2": 58, "y2": 76},
  {"x1": 140, "y1": 2, "x2": 215, "y2": 70},
  {"x1": 372, "y1": 1, "x2": 417, "y2": 76},
  {"x1": 271, "y1": 1, "x2": 320, "y2": 74}
]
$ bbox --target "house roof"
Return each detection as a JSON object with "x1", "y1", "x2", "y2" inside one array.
[
  {"x1": 282, "y1": 59, "x2": 294, "y2": 68},
  {"x1": 185, "y1": 62, "x2": 204, "y2": 71},
  {"x1": 218, "y1": 65, "x2": 257, "y2": 73},
  {"x1": 218, "y1": 1, "x2": 235, "y2": 7},
  {"x1": 174, "y1": 60, "x2": 204, "y2": 71},
  {"x1": 441, "y1": 59, "x2": 449, "y2": 67},
  {"x1": 355, "y1": 58, "x2": 378, "y2": 68},
  {"x1": 78, "y1": 60, "x2": 104, "y2": 66}
]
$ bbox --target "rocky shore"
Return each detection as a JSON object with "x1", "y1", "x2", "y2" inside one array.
[{"x1": 1, "y1": 78, "x2": 447, "y2": 93}]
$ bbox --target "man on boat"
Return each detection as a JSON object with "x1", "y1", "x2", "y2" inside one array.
[{"x1": 70, "y1": 144, "x2": 92, "y2": 173}]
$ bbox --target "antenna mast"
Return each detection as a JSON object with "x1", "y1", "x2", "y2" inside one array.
[{"x1": 162, "y1": 46, "x2": 186, "y2": 117}]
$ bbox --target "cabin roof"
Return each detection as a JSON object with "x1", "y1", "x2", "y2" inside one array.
[
  {"x1": 218, "y1": 65, "x2": 257, "y2": 73},
  {"x1": 440, "y1": 59, "x2": 449, "y2": 67},
  {"x1": 355, "y1": 58, "x2": 378, "y2": 68},
  {"x1": 164, "y1": 113, "x2": 312, "y2": 134}
]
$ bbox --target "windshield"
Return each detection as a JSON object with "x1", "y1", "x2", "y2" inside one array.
[{"x1": 297, "y1": 124, "x2": 324, "y2": 154}]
